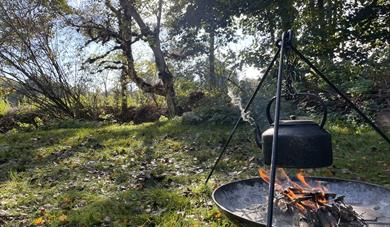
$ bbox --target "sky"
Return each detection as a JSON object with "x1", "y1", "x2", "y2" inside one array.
[{"x1": 60, "y1": 0, "x2": 263, "y2": 91}]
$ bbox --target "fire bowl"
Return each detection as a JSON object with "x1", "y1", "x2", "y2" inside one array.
[{"x1": 212, "y1": 177, "x2": 390, "y2": 227}]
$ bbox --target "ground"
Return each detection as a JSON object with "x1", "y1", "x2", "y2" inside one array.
[{"x1": 0, "y1": 119, "x2": 389, "y2": 226}]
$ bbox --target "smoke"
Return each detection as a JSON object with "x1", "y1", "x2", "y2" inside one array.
[{"x1": 227, "y1": 87, "x2": 255, "y2": 126}]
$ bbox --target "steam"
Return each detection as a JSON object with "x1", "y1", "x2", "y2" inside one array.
[{"x1": 227, "y1": 87, "x2": 255, "y2": 126}]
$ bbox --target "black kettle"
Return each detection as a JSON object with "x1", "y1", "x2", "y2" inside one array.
[{"x1": 255, "y1": 93, "x2": 332, "y2": 168}]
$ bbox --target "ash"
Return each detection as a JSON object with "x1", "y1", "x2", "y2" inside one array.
[{"x1": 217, "y1": 178, "x2": 390, "y2": 226}]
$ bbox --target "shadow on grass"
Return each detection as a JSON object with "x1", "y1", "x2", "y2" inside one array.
[
  {"x1": 0, "y1": 121, "x2": 113, "y2": 182},
  {"x1": 2, "y1": 119, "x2": 387, "y2": 226},
  {"x1": 62, "y1": 188, "x2": 191, "y2": 226},
  {"x1": 0, "y1": 119, "x2": 242, "y2": 185}
]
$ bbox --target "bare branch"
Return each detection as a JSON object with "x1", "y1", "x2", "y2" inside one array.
[
  {"x1": 96, "y1": 65, "x2": 123, "y2": 74},
  {"x1": 105, "y1": 0, "x2": 121, "y2": 18},
  {"x1": 97, "y1": 60, "x2": 122, "y2": 68},
  {"x1": 83, "y1": 46, "x2": 121, "y2": 65},
  {"x1": 156, "y1": 0, "x2": 163, "y2": 33},
  {"x1": 126, "y1": 1, "x2": 154, "y2": 38}
]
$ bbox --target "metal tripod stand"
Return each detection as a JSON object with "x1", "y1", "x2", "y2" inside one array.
[{"x1": 206, "y1": 30, "x2": 390, "y2": 227}]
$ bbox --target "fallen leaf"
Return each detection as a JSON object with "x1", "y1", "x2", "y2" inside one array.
[
  {"x1": 58, "y1": 214, "x2": 68, "y2": 223},
  {"x1": 213, "y1": 211, "x2": 222, "y2": 219},
  {"x1": 32, "y1": 217, "x2": 44, "y2": 225}
]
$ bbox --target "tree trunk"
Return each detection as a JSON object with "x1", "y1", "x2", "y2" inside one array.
[
  {"x1": 120, "y1": 69, "x2": 128, "y2": 118},
  {"x1": 118, "y1": 0, "x2": 178, "y2": 117},
  {"x1": 126, "y1": 0, "x2": 179, "y2": 117},
  {"x1": 143, "y1": 29, "x2": 178, "y2": 118},
  {"x1": 151, "y1": 36, "x2": 179, "y2": 117},
  {"x1": 209, "y1": 29, "x2": 216, "y2": 89},
  {"x1": 159, "y1": 70, "x2": 179, "y2": 117}
]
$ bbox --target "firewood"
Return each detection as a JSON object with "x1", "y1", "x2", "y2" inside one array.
[
  {"x1": 317, "y1": 208, "x2": 338, "y2": 227},
  {"x1": 275, "y1": 192, "x2": 365, "y2": 226},
  {"x1": 259, "y1": 168, "x2": 365, "y2": 226}
]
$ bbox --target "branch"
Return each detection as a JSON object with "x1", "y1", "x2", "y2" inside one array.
[
  {"x1": 105, "y1": 0, "x2": 121, "y2": 19},
  {"x1": 127, "y1": 2, "x2": 155, "y2": 38},
  {"x1": 83, "y1": 46, "x2": 121, "y2": 65},
  {"x1": 127, "y1": 66, "x2": 166, "y2": 96},
  {"x1": 156, "y1": 0, "x2": 163, "y2": 34},
  {"x1": 131, "y1": 33, "x2": 144, "y2": 44},
  {"x1": 69, "y1": 19, "x2": 122, "y2": 44},
  {"x1": 96, "y1": 65, "x2": 124, "y2": 74},
  {"x1": 84, "y1": 36, "x2": 100, "y2": 46},
  {"x1": 97, "y1": 60, "x2": 122, "y2": 68}
]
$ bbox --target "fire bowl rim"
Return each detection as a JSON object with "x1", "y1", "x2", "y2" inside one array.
[{"x1": 211, "y1": 177, "x2": 390, "y2": 227}]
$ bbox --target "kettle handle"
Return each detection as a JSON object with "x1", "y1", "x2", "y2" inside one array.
[
  {"x1": 266, "y1": 93, "x2": 328, "y2": 128},
  {"x1": 254, "y1": 122, "x2": 262, "y2": 148}
]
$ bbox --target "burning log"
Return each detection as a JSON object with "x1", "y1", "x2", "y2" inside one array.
[{"x1": 259, "y1": 168, "x2": 366, "y2": 227}]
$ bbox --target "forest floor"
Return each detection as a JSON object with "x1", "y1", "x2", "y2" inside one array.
[{"x1": 0, "y1": 119, "x2": 389, "y2": 226}]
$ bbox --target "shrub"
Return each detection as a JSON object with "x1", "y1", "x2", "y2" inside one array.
[
  {"x1": 0, "y1": 99, "x2": 10, "y2": 117},
  {"x1": 118, "y1": 105, "x2": 163, "y2": 124},
  {"x1": 181, "y1": 93, "x2": 239, "y2": 125},
  {"x1": 0, "y1": 106, "x2": 46, "y2": 133}
]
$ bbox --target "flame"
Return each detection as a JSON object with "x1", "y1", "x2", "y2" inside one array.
[
  {"x1": 258, "y1": 168, "x2": 330, "y2": 213},
  {"x1": 258, "y1": 168, "x2": 269, "y2": 183},
  {"x1": 258, "y1": 168, "x2": 283, "y2": 191},
  {"x1": 296, "y1": 170, "x2": 310, "y2": 188},
  {"x1": 279, "y1": 168, "x2": 304, "y2": 190}
]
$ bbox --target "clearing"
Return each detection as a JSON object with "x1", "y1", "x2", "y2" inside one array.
[{"x1": 0, "y1": 119, "x2": 389, "y2": 226}]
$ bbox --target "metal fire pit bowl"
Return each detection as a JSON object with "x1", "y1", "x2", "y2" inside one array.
[{"x1": 212, "y1": 177, "x2": 390, "y2": 226}]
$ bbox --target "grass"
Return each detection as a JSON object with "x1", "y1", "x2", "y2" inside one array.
[{"x1": 0, "y1": 118, "x2": 389, "y2": 226}]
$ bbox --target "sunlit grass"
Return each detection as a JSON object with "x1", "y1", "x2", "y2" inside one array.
[{"x1": 0, "y1": 119, "x2": 388, "y2": 226}]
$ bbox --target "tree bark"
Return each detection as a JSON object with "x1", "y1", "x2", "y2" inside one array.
[
  {"x1": 125, "y1": 0, "x2": 179, "y2": 117},
  {"x1": 208, "y1": 29, "x2": 216, "y2": 89},
  {"x1": 120, "y1": 69, "x2": 128, "y2": 118}
]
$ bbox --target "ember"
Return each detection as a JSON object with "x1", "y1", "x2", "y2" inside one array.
[{"x1": 259, "y1": 168, "x2": 366, "y2": 226}]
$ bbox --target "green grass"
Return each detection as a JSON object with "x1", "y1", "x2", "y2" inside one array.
[{"x1": 0, "y1": 118, "x2": 389, "y2": 226}]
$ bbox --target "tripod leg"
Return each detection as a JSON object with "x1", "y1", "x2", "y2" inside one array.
[
  {"x1": 292, "y1": 46, "x2": 390, "y2": 144},
  {"x1": 205, "y1": 47, "x2": 281, "y2": 184},
  {"x1": 266, "y1": 31, "x2": 289, "y2": 227}
]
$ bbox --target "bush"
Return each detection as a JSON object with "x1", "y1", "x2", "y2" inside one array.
[
  {"x1": 178, "y1": 91, "x2": 205, "y2": 113},
  {"x1": 119, "y1": 105, "x2": 163, "y2": 124},
  {"x1": 181, "y1": 93, "x2": 239, "y2": 125},
  {"x1": 0, "y1": 99, "x2": 10, "y2": 117},
  {"x1": 0, "y1": 106, "x2": 46, "y2": 133}
]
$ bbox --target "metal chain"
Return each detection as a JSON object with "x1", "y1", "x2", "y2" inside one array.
[{"x1": 284, "y1": 51, "x2": 301, "y2": 100}]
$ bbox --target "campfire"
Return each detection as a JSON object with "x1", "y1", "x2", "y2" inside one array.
[
  {"x1": 208, "y1": 30, "x2": 390, "y2": 226},
  {"x1": 258, "y1": 168, "x2": 365, "y2": 226}
]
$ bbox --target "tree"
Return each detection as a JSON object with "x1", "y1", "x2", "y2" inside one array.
[
  {"x1": 71, "y1": 0, "x2": 179, "y2": 117},
  {"x1": 166, "y1": 0, "x2": 237, "y2": 90},
  {"x1": 0, "y1": 0, "x2": 85, "y2": 118},
  {"x1": 229, "y1": 0, "x2": 389, "y2": 114}
]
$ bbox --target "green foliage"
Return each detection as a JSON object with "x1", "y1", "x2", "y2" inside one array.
[
  {"x1": 15, "y1": 122, "x2": 36, "y2": 132},
  {"x1": 170, "y1": 0, "x2": 389, "y2": 120},
  {"x1": 175, "y1": 78, "x2": 201, "y2": 98},
  {"x1": 347, "y1": 79, "x2": 374, "y2": 98},
  {"x1": 182, "y1": 93, "x2": 239, "y2": 125},
  {"x1": 0, "y1": 99, "x2": 11, "y2": 116},
  {"x1": 0, "y1": 105, "x2": 48, "y2": 133}
]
